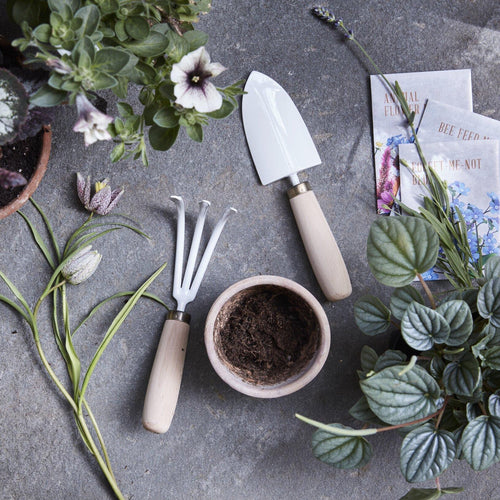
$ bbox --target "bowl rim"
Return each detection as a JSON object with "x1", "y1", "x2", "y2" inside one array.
[{"x1": 204, "y1": 275, "x2": 331, "y2": 398}]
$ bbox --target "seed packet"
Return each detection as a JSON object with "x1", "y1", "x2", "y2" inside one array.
[
  {"x1": 370, "y1": 69, "x2": 472, "y2": 214},
  {"x1": 416, "y1": 99, "x2": 500, "y2": 145},
  {"x1": 399, "y1": 140, "x2": 500, "y2": 280}
]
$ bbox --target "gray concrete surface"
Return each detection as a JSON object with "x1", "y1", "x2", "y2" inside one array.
[{"x1": 1, "y1": 1, "x2": 500, "y2": 499}]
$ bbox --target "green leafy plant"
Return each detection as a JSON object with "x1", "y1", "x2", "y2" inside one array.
[
  {"x1": 0, "y1": 177, "x2": 169, "y2": 499},
  {"x1": 7, "y1": 0, "x2": 245, "y2": 165},
  {"x1": 296, "y1": 7, "x2": 500, "y2": 499}
]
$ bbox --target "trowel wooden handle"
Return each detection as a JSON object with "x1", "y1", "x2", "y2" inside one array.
[
  {"x1": 142, "y1": 312, "x2": 190, "y2": 434},
  {"x1": 288, "y1": 182, "x2": 352, "y2": 301}
]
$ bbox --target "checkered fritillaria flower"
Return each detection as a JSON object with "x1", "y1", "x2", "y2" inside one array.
[{"x1": 77, "y1": 173, "x2": 124, "y2": 215}]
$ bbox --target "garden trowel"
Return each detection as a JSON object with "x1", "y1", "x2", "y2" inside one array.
[{"x1": 242, "y1": 70, "x2": 351, "y2": 301}]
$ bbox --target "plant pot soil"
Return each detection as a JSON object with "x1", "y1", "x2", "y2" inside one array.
[
  {"x1": 214, "y1": 285, "x2": 320, "y2": 385},
  {"x1": 0, "y1": 125, "x2": 51, "y2": 220}
]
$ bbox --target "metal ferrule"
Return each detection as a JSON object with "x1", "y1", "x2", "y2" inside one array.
[
  {"x1": 168, "y1": 310, "x2": 191, "y2": 324},
  {"x1": 287, "y1": 181, "x2": 311, "y2": 199}
]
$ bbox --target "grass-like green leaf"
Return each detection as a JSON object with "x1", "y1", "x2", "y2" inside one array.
[
  {"x1": 17, "y1": 211, "x2": 55, "y2": 269},
  {"x1": 477, "y1": 278, "x2": 500, "y2": 327},
  {"x1": 78, "y1": 263, "x2": 167, "y2": 403},
  {"x1": 73, "y1": 291, "x2": 169, "y2": 336},
  {"x1": 436, "y1": 300, "x2": 473, "y2": 346},
  {"x1": 400, "y1": 422, "x2": 456, "y2": 483},
  {"x1": 30, "y1": 199, "x2": 61, "y2": 261},
  {"x1": 354, "y1": 295, "x2": 391, "y2": 336},
  {"x1": 401, "y1": 302, "x2": 450, "y2": 351},
  {"x1": 0, "y1": 270, "x2": 32, "y2": 320},
  {"x1": 312, "y1": 423, "x2": 373, "y2": 469},
  {"x1": 461, "y1": 415, "x2": 500, "y2": 470},
  {"x1": 442, "y1": 352, "x2": 480, "y2": 397},
  {"x1": 390, "y1": 285, "x2": 425, "y2": 321},
  {"x1": 0, "y1": 293, "x2": 32, "y2": 324},
  {"x1": 360, "y1": 364, "x2": 442, "y2": 425},
  {"x1": 367, "y1": 216, "x2": 439, "y2": 287}
]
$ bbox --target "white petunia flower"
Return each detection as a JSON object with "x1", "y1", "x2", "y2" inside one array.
[
  {"x1": 73, "y1": 94, "x2": 114, "y2": 146},
  {"x1": 170, "y1": 46, "x2": 226, "y2": 113}
]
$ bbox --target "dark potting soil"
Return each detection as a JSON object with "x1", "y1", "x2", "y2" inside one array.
[
  {"x1": 215, "y1": 286, "x2": 320, "y2": 385},
  {"x1": 0, "y1": 131, "x2": 43, "y2": 207}
]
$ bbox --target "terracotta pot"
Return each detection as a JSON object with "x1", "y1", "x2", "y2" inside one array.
[
  {"x1": 0, "y1": 125, "x2": 52, "y2": 220},
  {"x1": 205, "y1": 275, "x2": 331, "y2": 398}
]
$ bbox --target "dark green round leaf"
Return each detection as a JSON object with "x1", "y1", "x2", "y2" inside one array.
[
  {"x1": 30, "y1": 84, "x2": 68, "y2": 108},
  {"x1": 148, "y1": 124, "x2": 179, "y2": 151},
  {"x1": 478, "y1": 278, "x2": 500, "y2": 327},
  {"x1": 311, "y1": 423, "x2": 373, "y2": 469},
  {"x1": 360, "y1": 364, "x2": 442, "y2": 425},
  {"x1": 400, "y1": 488, "x2": 462, "y2": 500},
  {"x1": 94, "y1": 48, "x2": 131, "y2": 74},
  {"x1": 0, "y1": 68, "x2": 29, "y2": 144},
  {"x1": 442, "y1": 352, "x2": 480, "y2": 397},
  {"x1": 401, "y1": 302, "x2": 450, "y2": 351},
  {"x1": 489, "y1": 394, "x2": 500, "y2": 418},
  {"x1": 400, "y1": 423, "x2": 456, "y2": 483},
  {"x1": 374, "y1": 350, "x2": 407, "y2": 372},
  {"x1": 75, "y1": 5, "x2": 100, "y2": 37},
  {"x1": 485, "y1": 256, "x2": 500, "y2": 281},
  {"x1": 367, "y1": 216, "x2": 439, "y2": 287},
  {"x1": 354, "y1": 295, "x2": 391, "y2": 336},
  {"x1": 482, "y1": 346, "x2": 500, "y2": 370},
  {"x1": 186, "y1": 123, "x2": 203, "y2": 142},
  {"x1": 153, "y1": 106, "x2": 179, "y2": 128},
  {"x1": 92, "y1": 73, "x2": 118, "y2": 90},
  {"x1": 206, "y1": 99, "x2": 236, "y2": 119},
  {"x1": 461, "y1": 415, "x2": 500, "y2": 470},
  {"x1": 436, "y1": 300, "x2": 473, "y2": 346},
  {"x1": 429, "y1": 356, "x2": 446, "y2": 380},
  {"x1": 182, "y1": 29, "x2": 209, "y2": 51},
  {"x1": 390, "y1": 285, "x2": 425, "y2": 321},
  {"x1": 125, "y1": 16, "x2": 150, "y2": 41},
  {"x1": 124, "y1": 32, "x2": 169, "y2": 57},
  {"x1": 349, "y1": 396, "x2": 385, "y2": 425},
  {"x1": 360, "y1": 345, "x2": 378, "y2": 372}
]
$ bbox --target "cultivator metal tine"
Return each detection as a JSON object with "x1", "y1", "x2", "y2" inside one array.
[
  {"x1": 169, "y1": 197, "x2": 236, "y2": 311},
  {"x1": 181, "y1": 200, "x2": 211, "y2": 292},
  {"x1": 170, "y1": 196, "x2": 185, "y2": 301},
  {"x1": 188, "y1": 206, "x2": 237, "y2": 300}
]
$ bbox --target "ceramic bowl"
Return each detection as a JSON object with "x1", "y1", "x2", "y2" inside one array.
[{"x1": 204, "y1": 275, "x2": 331, "y2": 398}]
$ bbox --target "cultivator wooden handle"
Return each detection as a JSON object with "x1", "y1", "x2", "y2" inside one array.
[{"x1": 142, "y1": 312, "x2": 190, "y2": 434}]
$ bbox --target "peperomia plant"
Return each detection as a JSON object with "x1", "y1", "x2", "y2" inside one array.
[
  {"x1": 296, "y1": 7, "x2": 500, "y2": 499},
  {"x1": 0, "y1": 175, "x2": 168, "y2": 499},
  {"x1": 7, "y1": 0, "x2": 245, "y2": 165}
]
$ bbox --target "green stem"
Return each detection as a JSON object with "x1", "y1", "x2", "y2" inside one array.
[
  {"x1": 83, "y1": 398, "x2": 116, "y2": 481},
  {"x1": 417, "y1": 273, "x2": 436, "y2": 309},
  {"x1": 75, "y1": 410, "x2": 124, "y2": 499},
  {"x1": 31, "y1": 322, "x2": 78, "y2": 413}
]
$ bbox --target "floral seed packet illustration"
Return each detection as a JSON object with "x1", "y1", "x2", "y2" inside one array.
[
  {"x1": 399, "y1": 140, "x2": 500, "y2": 280},
  {"x1": 416, "y1": 99, "x2": 500, "y2": 145},
  {"x1": 370, "y1": 69, "x2": 472, "y2": 214}
]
